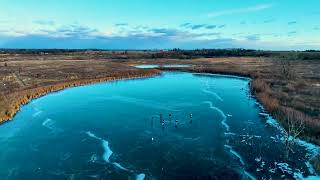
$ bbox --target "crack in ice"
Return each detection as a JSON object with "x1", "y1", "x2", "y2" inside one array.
[{"x1": 203, "y1": 101, "x2": 229, "y2": 131}]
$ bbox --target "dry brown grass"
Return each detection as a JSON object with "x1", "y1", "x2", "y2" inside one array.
[{"x1": 257, "y1": 93, "x2": 280, "y2": 113}]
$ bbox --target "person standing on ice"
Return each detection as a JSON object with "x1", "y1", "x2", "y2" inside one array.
[
  {"x1": 161, "y1": 117, "x2": 165, "y2": 129},
  {"x1": 175, "y1": 119, "x2": 178, "y2": 128}
]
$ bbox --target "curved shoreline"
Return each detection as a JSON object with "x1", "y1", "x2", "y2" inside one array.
[
  {"x1": 161, "y1": 67, "x2": 320, "y2": 174},
  {"x1": 160, "y1": 67, "x2": 318, "y2": 142},
  {"x1": 0, "y1": 67, "x2": 319, "y2": 174},
  {"x1": 0, "y1": 69, "x2": 160, "y2": 124}
]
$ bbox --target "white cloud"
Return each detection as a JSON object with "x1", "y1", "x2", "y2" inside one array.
[{"x1": 208, "y1": 3, "x2": 273, "y2": 18}]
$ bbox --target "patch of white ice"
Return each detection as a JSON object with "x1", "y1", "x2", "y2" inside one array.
[
  {"x1": 86, "y1": 131, "x2": 113, "y2": 163},
  {"x1": 42, "y1": 118, "x2": 54, "y2": 130},
  {"x1": 136, "y1": 173, "x2": 145, "y2": 180},
  {"x1": 305, "y1": 162, "x2": 316, "y2": 175},
  {"x1": 258, "y1": 112, "x2": 268, "y2": 117},
  {"x1": 304, "y1": 176, "x2": 320, "y2": 180},
  {"x1": 258, "y1": 104, "x2": 320, "y2": 176},
  {"x1": 102, "y1": 141, "x2": 113, "y2": 163}
]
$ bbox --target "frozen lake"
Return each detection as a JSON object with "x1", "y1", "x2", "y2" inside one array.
[
  {"x1": 135, "y1": 64, "x2": 191, "y2": 68},
  {"x1": 0, "y1": 72, "x2": 318, "y2": 179}
]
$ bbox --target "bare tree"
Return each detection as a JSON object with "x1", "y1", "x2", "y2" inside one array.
[
  {"x1": 283, "y1": 108, "x2": 305, "y2": 158},
  {"x1": 279, "y1": 51, "x2": 300, "y2": 81},
  {"x1": 280, "y1": 60, "x2": 294, "y2": 80}
]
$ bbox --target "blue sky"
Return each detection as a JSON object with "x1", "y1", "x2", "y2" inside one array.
[{"x1": 0, "y1": 0, "x2": 319, "y2": 50}]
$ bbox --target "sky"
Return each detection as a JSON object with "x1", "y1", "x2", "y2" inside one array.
[{"x1": 0, "y1": 0, "x2": 319, "y2": 50}]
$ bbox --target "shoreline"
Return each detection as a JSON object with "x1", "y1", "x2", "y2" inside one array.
[
  {"x1": 0, "y1": 65, "x2": 319, "y2": 174},
  {"x1": 160, "y1": 67, "x2": 319, "y2": 143},
  {"x1": 0, "y1": 69, "x2": 160, "y2": 124},
  {"x1": 160, "y1": 67, "x2": 320, "y2": 173}
]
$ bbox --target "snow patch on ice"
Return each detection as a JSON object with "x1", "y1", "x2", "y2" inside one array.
[
  {"x1": 265, "y1": 115, "x2": 285, "y2": 133},
  {"x1": 102, "y1": 141, "x2": 113, "y2": 162},
  {"x1": 255, "y1": 157, "x2": 261, "y2": 162},
  {"x1": 42, "y1": 118, "x2": 56, "y2": 130},
  {"x1": 258, "y1": 112, "x2": 268, "y2": 117},
  {"x1": 224, "y1": 133, "x2": 261, "y2": 140},
  {"x1": 277, "y1": 162, "x2": 292, "y2": 174},
  {"x1": 136, "y1": 173, "x2": 145, "y2": 180},
  {"x1": 256, "y1": 99, "x2": 320, "y2": 175},
  {"x1": 42, "y1": 118, "x2": 52, "y2": 127},
  {"x1": 304, "y1": 176, "x2": 320, "y2": 180},
  {"x1": 296, "y1": 139, "x2": 320, "y2": 159},
  {"x1": 274, "y1": 162, "x2": 317, "y2": 179},
  {"x1": 89, "y1": 154, "x2": 98, "y2": 163},
  {"x1": 86, "y1": 131, "x2": 113, "y2": 163},
  {"x1": 41, "y1": 118, "x2": 63, "y2": 134},
  {"x1": 305, "y1": 162, "x2": 316, "y2": 176}
]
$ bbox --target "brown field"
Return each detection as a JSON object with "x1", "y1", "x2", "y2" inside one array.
[{"x1": 0, "y1": 52, "x2": 319, "y2": 146}]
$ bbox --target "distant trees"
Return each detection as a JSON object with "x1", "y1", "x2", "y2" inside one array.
[{"x1": 1, "y1": 48, "x2": 320, "y2": 60}]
